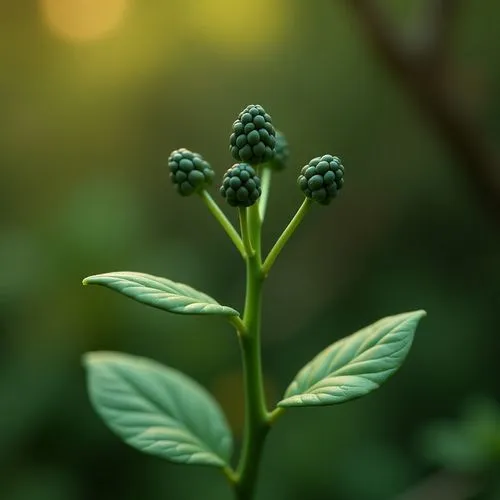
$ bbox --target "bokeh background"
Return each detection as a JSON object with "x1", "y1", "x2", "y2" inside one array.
[{"x1": 1, "y1": 1, "x2": 499, "y2": 499}]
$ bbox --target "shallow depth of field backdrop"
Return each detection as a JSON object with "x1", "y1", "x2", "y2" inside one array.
[{"x1": 1, "y1": 1, "x2": 499, "y2": 499}]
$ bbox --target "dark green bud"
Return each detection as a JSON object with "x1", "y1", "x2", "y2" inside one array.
[
  {"x1": 230, "y1": 104, "x2": 276, "y2": 165},
  {"x1": 297, "y1": 154, "x2": 344, "y2": 205},
  {"x1": 168, "y1": 148, "x2": 214, "y2": 196},
  {"x1": 268, "y1": 130, "x2": 289, "y2": 171},
  {"x1": 220, "y1": 163, "x2": 262, "y2": 207}
]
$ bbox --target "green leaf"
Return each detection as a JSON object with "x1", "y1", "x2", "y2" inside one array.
[
  {"x1": 83, "y1": 271, "x2": 239, "y2": 316},
  {"x1": 84, "y1": 351, "x2": 233, "y2": 468},
  {"x1": 278, "y1": 310, "x2": 426, "y2": 408}
]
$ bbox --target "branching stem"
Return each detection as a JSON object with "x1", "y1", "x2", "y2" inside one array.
[
  {"x1": 199, "y1": 190, "x2": 247, "y2": 258},
  {"x1": 227, "y1": 189, "x2": 309, "y2": 499},
  {"x1": 262, "y1": 198, "x2": 312, "y2": 277},
  {"x1": 233, "y1": 203, "x2": 270, "y2": 500}
]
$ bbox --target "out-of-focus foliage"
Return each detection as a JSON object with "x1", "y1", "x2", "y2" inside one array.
[
  {"x1": 1, "y1": 1, "x2": 499, "y2": 499},
  {"x1": 420, "y1": 396, "x2": 500, "y2": 474}
]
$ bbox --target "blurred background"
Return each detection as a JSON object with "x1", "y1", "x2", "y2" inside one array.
[{"x1": 1, "y1": 1, "x2": 499, "y2": 499}]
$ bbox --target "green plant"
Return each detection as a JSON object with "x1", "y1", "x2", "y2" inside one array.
[{"x1": 82, "y1": 104, "x2": 426, "y2": 499}]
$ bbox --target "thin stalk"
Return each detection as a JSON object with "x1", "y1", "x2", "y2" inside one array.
[
  {"x1": 228, "y1": 315, "x2": 247, "y2": 335},
  {"x1": 233, "y1": 203, "x2": 270, "y2": 500},
  {"x1": 267, "y1": 406, "x2": 286, "y2": 426},
  {"x1": 239, "y1": 208, "x2": 255, "y2": 257},
  {"x1": 258, "y1": 167, "x2": 272, "y2": 222},
  {"x1": 223, "y1": 466, "x2": 238, "y2": 484},
  {"x1": 199, "y1": 190, "x2": 246, "y2": 258},
  {"x1": 262, "y1": 198, "x2": 312, "y2": 277}
]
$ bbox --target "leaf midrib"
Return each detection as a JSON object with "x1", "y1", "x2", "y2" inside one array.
[
  {"x1": 106, "y1": 277, "x2": 235, "y2": 314},
  {"x1": 109, "y1": 278, "x2": 216, "y2": 305}
]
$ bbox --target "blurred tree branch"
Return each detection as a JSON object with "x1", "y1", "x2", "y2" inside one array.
[
  {"x1": 346, "y1": 0, "x2": 500, "y2": 224},
  {"x1": 421, "y1": 0, "x2": 461, "y2": 68}
]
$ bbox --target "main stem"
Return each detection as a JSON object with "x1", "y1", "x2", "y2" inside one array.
[{"x1": 233, "y1": 204, "x2": 270, "y2": 500}]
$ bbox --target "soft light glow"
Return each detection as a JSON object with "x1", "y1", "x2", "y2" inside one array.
[
  {"x1": 40, "y1": 0, "x2": 130, "y2": 42},
  {"x1": 186, "y1": 0, "x2": 289, "y2": 54}
]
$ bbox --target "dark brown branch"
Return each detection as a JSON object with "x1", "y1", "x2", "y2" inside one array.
[
  {"x1": 348, "y1": 0, "x2": 500, "y2": 224},
  {"x1": 421, "y1": 0, "x2": 461, "y2": 68}
]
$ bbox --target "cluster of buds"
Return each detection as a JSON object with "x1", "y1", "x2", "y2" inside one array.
[{"x1": 167, "y1": 104, "x2": 344, "y2": 207}]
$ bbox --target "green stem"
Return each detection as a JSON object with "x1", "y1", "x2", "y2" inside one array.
[
  {"x1": 233, "y1": 204, "x2": 270, "y2": 500},
  {"x1": 199, "y1": 190, "x2": 246, "y2": 258},
  {"x1": 258, "y1": 167, "x2": 272, "y2": 222},
  {"x1": 239, "y1": 208, "x2": 255, "y2": 257},
  {"x1": 262, "y1": 198, "x2": 312, "y2": 277}
]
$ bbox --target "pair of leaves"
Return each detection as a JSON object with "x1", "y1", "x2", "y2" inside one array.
[
  {"x1": 84, "y1": 317, "x2": 424, "y2": 470},
  {"x1": 83, "y1": 271, "x2": 238, "y2": 468}
]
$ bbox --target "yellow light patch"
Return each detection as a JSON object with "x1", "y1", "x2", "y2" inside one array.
[{"x1": 40, "y1": 0, "x2": 130, "y2": 42}]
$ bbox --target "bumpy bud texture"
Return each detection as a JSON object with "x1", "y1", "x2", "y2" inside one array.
[
  {"x1": 269, "y1": 130, "x2": 289, "y2": 171},
  {"x1": 168, "y1": 148, "x2": 214, "y2": 196},
  {"x1": 220, "y1": 163, "x2": 262, "y2": 207},
  {"x1": 230, "y1": 104, "x2": 276, "y2": 165},
  {"x1": 298, "y1": 154, "x2": 345, "y2": 205}
]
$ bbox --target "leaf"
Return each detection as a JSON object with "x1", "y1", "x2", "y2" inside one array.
[
  {"x1": 83, "y1": 271, "x2": 239, "y2": 316},
  {"x1": 84, "y1": 351, "x2": 233, "y2": 468},
  {"x1": 278, "y1": 310, "x2": 426, "y2": 407}
]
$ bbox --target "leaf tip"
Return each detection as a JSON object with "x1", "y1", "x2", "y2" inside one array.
[
  {"x1": 413, "y1": 309, "x2": 427, "y2": 321},
  {"x1": 82, "y1": 350, "x2": 117, "y2": 368},
  {"x1": 82, "y1": 275, "x2": 97, "y2": 286},
  {"x1": 81, "y1": 351, "x2": 97, "y2": 368}
]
